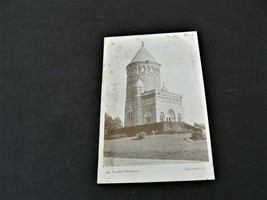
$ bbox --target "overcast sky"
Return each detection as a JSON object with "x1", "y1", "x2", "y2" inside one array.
[{"x1": 101, "y1": 32, "x2": 208, "y2": 125}]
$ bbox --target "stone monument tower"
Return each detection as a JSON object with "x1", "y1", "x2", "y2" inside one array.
[{"x1": 124, "y1": 42, "x2": 184, "y2": 127}]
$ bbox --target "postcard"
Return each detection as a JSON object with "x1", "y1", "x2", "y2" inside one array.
[{"x1": 97, "y1": 32, "x2": 215, "y2": 183}]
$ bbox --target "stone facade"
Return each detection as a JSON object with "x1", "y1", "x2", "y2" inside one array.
[{"x1": 124, "y1": 43, "x2": 184, "y2": 127}]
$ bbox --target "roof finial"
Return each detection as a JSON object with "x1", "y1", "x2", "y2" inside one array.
[{"x1": 141, "y1": 41, "x2": 144, "y2": 46}]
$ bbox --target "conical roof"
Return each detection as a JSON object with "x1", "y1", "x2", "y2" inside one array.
[
  {"x1": 130, "y1": 43, "x2": 157, "y2": 64},
  {"x1": 135, "y1": 78, "x2": 145, "y2": 87}
]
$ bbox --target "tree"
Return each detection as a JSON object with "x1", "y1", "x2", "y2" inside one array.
[
  {"x1": 105, "y1": 113, "x2": 114, "y2": 133},
  {"x1": 113, "y1": 117, "x2": 123, "y2": 129},
  {"x1": 104, "y1": 113, "x2": 123, "y2": 133}
]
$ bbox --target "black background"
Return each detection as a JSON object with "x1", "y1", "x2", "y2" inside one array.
[{"x1": 1, "y1": 1, "x2": 266, "y2": 199}]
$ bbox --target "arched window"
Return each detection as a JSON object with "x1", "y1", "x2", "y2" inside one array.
[
  {"x1": 147, "y1": 66, "x2": 150, "y2": 73},
  {"x1": 127, "y1": 108, "x2": 133, "y2": 121},
  {"x1": 141, "y1": 66, "x2": 145, "y2": 74},
  {"x1": 167, "y1": 109, "x2": 176, "y2": 122},
  {"x1": 160, "y1": 112, "x2": 165, "y2": 122},
  {"x1": 144, "y1": 112, "x2": 151, "y2": 123},
  {"x1": 177, "y1": 114, "x2": 182, "y2": 122},
  {"x1": 138, "y1": 66, "x2": 141, "y2": 74}
]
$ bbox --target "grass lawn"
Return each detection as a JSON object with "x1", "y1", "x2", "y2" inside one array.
[{"x1": 104, "y1": 134, "x2": 209, "y2": 161}]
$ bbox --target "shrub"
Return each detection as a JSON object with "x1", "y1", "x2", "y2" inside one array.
[
  {"x1": 109, "y1": 134, "x2": 127, "y2": 140},
  {"x1": 189, "y1": 129, "x2": 206, "y2": 141},
  {"x1": 137, "y1": 132, "x2": 146, "y2": 139}
]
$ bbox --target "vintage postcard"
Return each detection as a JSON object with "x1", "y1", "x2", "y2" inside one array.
[{"x1": 97, "y1": 32, "x2": 215, "y2": 183}]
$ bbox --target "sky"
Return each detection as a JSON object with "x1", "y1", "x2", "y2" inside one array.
[{"x1": 101, "y1": 32, "x2": 208, "y2": 125}]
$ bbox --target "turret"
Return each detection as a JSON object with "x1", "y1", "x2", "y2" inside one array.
[
  {"x1": 135, "y1": 78, "x2": 146, "y2": 96},
  {"x1": 124, "y1": 42, "x2": 161, "y2": 127},
  {"x1": 125, "y1": 42, "x2": 161, "y2": 99}
]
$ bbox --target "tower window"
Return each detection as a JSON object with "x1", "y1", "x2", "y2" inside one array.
[
  {"x1": 144, "y1": 112, "x2": 151, "y2": 123},
  {"x1": 127, "y1": 108, "x2": 133, "y2": 121},
  {"x1": 141, "y1": 66, "x2": 145, "y2": 74},
  {"x1": 160, "y1": 112, "x2": 165, "y2": 122},
  {"x1": 138, "y1": 66, "x2": 141, "y2": 74}
]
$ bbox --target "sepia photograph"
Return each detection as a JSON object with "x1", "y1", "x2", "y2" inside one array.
[{"x1": 98, "y1": 32, "x2": 215, "y2": 183}]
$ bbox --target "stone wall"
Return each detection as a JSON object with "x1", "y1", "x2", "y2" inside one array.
[
  {"x1": 107, "y1": 122, "x2": 196, "y2": 138},
  {"x1": 108, "y1": 122, "x2": 165, "y2": 138}
]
